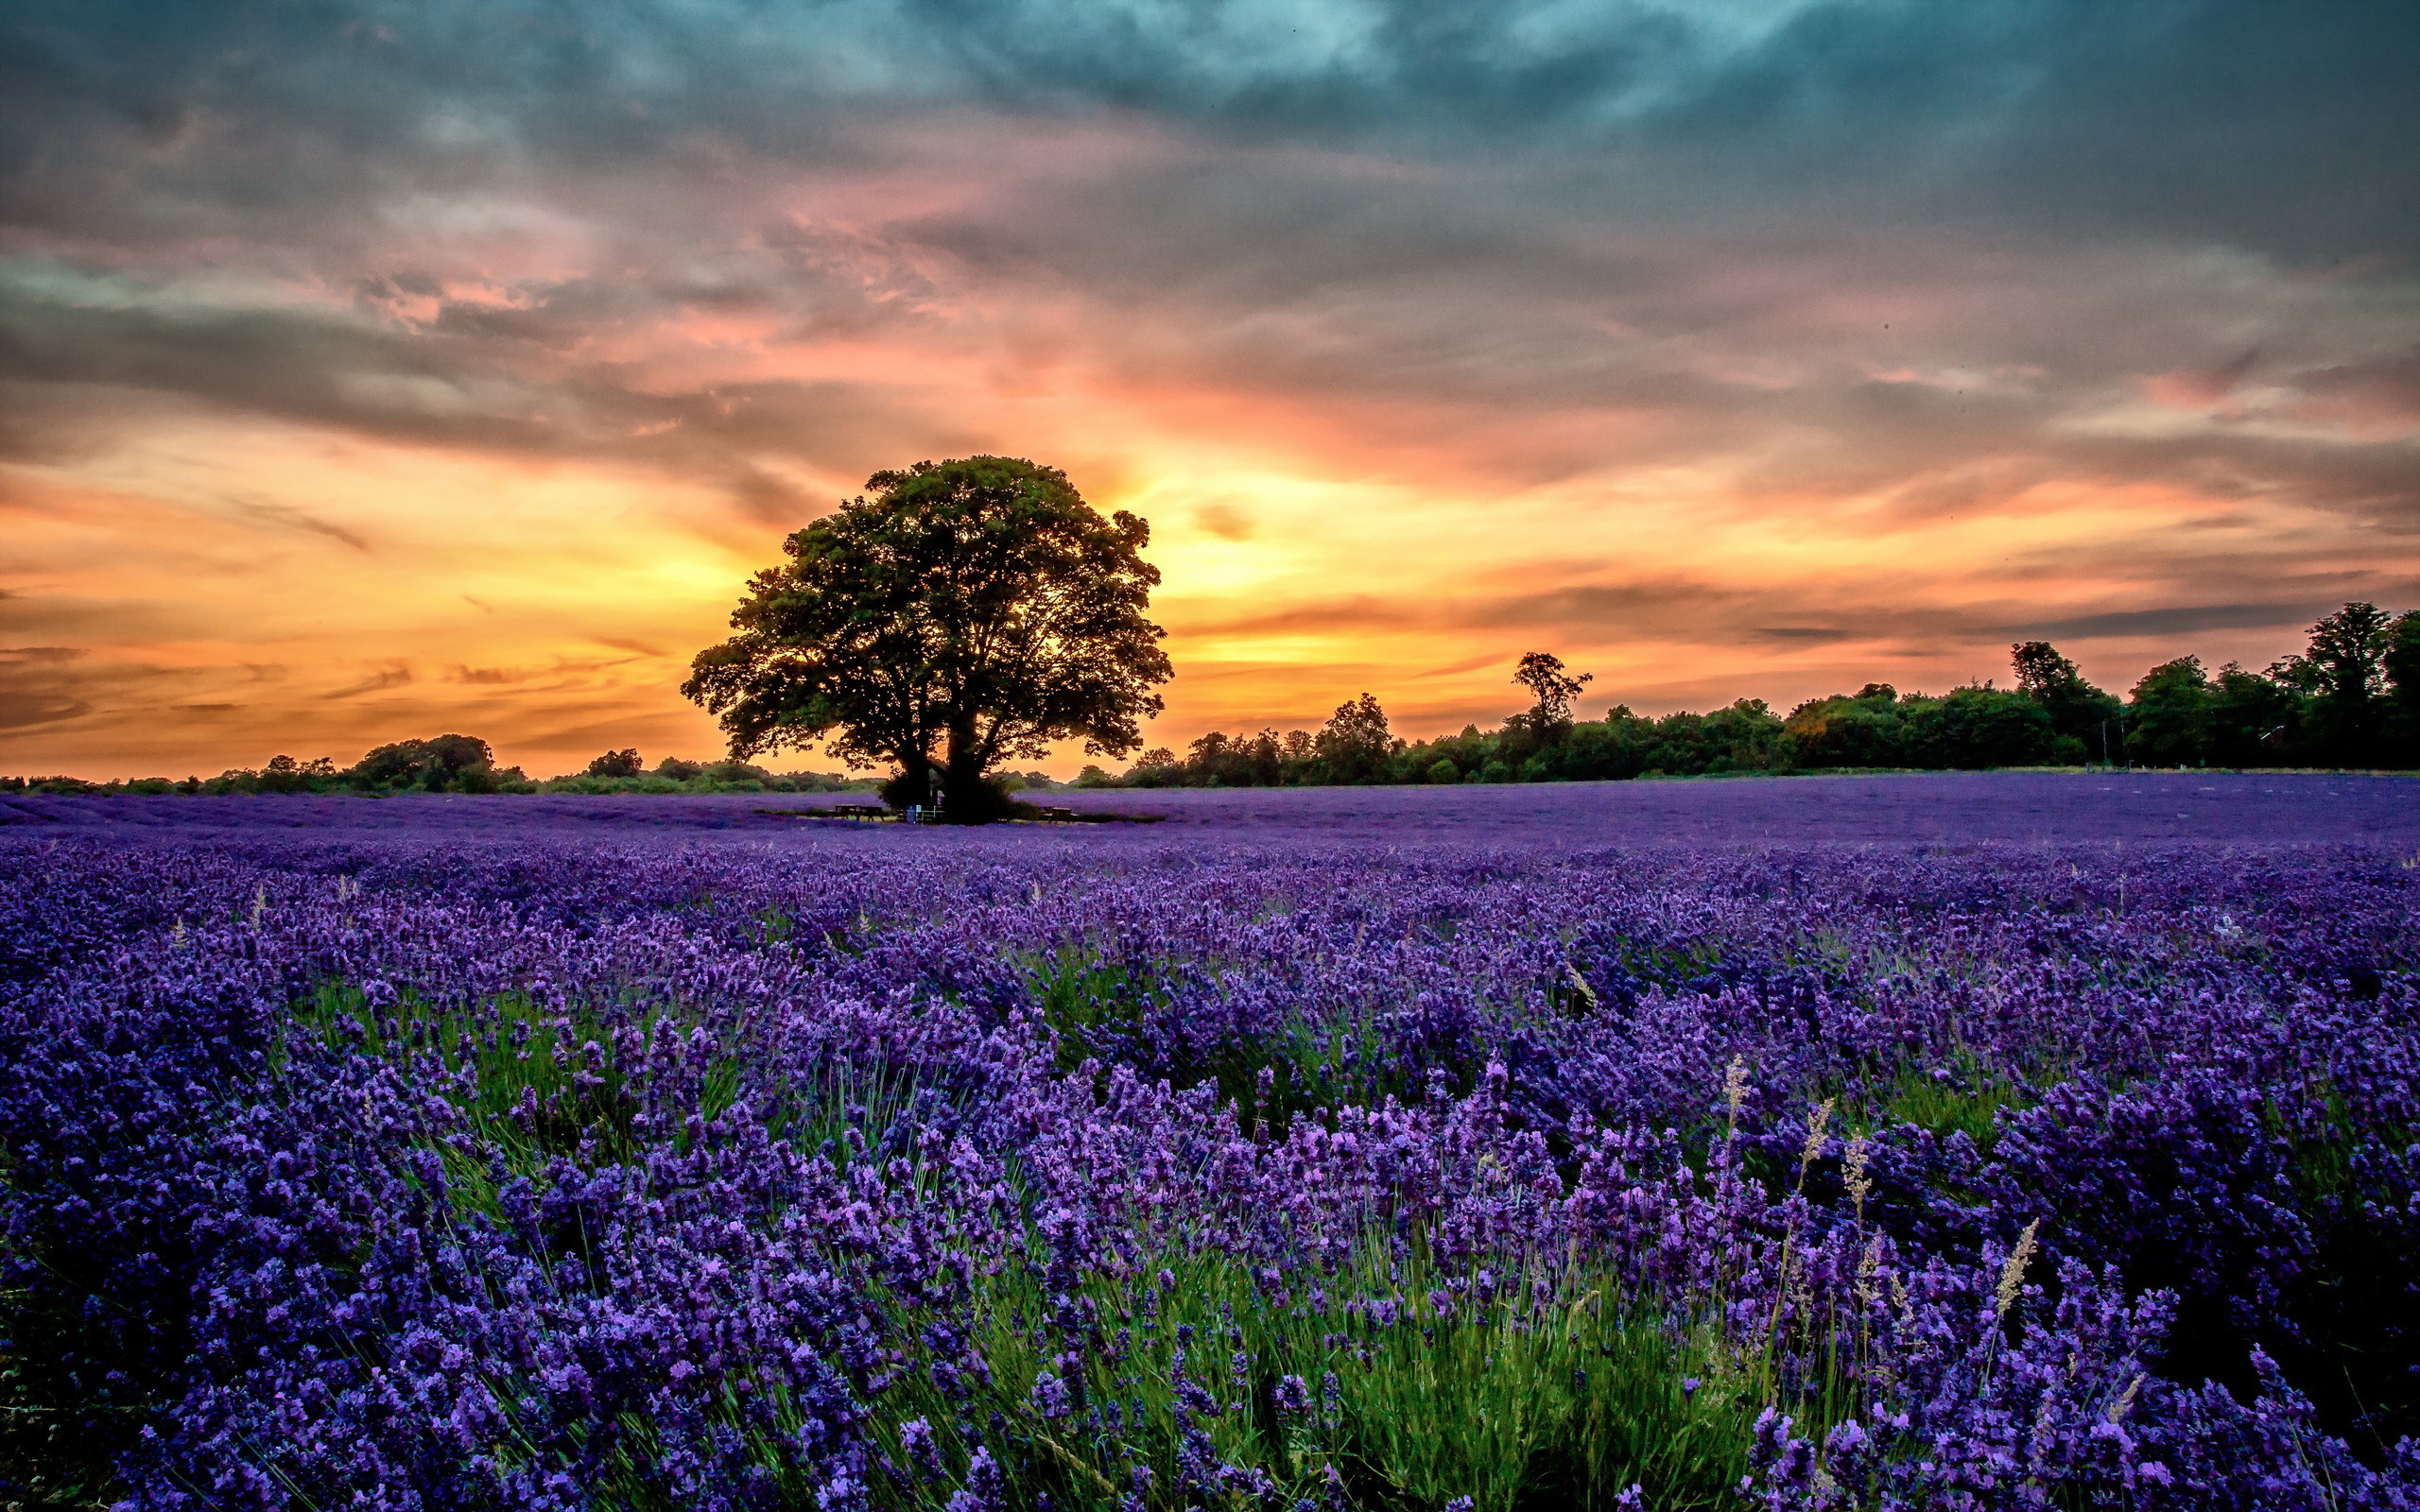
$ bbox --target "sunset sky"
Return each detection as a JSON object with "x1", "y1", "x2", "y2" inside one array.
[{"x1": 3, "y1": 1, "x2": 2416, "y2": 779}]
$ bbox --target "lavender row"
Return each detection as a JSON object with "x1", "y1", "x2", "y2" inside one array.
[{"x1": 2, "y1": 832, "x2": 2414, "y2": 1508}]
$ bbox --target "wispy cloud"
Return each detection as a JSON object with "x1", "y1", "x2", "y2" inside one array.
[
  {"x1": 322, "y1": 663, "x2": 413, "y2": 700},
  {"x1": 231, "y1": 500, "x2": 372, "y2": 553}
]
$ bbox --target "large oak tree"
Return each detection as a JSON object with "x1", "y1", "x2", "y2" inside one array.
[{"x1": 683, "y1": 456, "x2": 1170, "y2": 822}]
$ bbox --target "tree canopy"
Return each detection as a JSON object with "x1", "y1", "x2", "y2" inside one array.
[
  {"x1": 1315, "y1": 693, "x2": 1396, "y2": 782},
  {"x1": 2275, "y1": 601, "x2": 2397, "y2": 763},
  {"x1": 584, "y1": 747, "x2": 643, "y2": 779},
  {"x1": 1512, "y1": 651, "x2": 1592, "y2": 724},
  {"x1": 354, "y1": 734, "x2": 504, "y2": 792},
  {"x1": 2010, "y1": 640, "x2": 2121, "y2": 761},
  {"x1": 682, "y1": 455, "x2": 1171, "y2": 821},
  {"x1": 1099, "y1": 617, "x2": 2420, "y2": 793}
]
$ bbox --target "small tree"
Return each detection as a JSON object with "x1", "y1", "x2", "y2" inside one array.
[
  {"x1": 255, "y1": 755, "x2": 336, "y2": 794},
  {"x1": 683, "y1": 456, "x2": 1171, "y2": 822},
  {"x1": 2010, "y1": 641, "x2": 2118, "y2": 759},
  {"x1": 354, "y1": 734, "x2": 497, "y2": 792},
  {"x1": 2387, "y1": 610, "x2": 2420, "y2": 766},
  {"x1": 1316, "y1": 693, "x2": 1393, "y2": 782},
  {"x1": 1124, "y1": 747, "x2": 1182, "y2": 788},
  {"x1": 2208, "y1": 662, "x2": 2302, "y2": 766},
  {"x1": 2124, "y1": 658, "x2": 2213, "y2": 766},
  {"x1": 2277, "y1": 602, "x2": 2394, "y2": 764},
  {"x1": 1512, "y1": 652, "x2": 1593, "y2": 725},
  {"x1": 585, "y1": 748, "x2": 643, "y2": 779}
]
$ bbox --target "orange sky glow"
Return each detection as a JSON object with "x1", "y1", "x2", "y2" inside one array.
[{"x1": 4, "y1": 17, "x2": 2415, "y2": 780}]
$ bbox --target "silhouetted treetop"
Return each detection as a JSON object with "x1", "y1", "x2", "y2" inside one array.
[
  {"x1": 683, "y1": 455, "x2": 1171, "y2": 822},
  {"x1": 1513, "y1": 651, "x2": 1593, "y2": 723}
]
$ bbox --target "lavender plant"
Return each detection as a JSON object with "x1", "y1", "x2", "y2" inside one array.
[{"x1": 1, "y1": 785, "x2": 2415, "y2": 1508}]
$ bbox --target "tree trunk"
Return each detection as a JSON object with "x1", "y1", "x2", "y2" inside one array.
[
  {"x1": 939, "y1": 725, "x2": 1008, "y2": 824},
  {"x1": 882, "y1": 749, "x2": 935, "y2": 810}
]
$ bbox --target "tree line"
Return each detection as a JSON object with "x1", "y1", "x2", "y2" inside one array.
[
  {"x1": 667, "y1": 455, "x2": 2419, "y2": 814},
  {"x1": 9, "y1": 437, "x2": 2414, "y2": 804},
  {"x1": 9, "y1": 604, "x2": 2413, "y2": 800},
  {"x1": 1088, "y1": 602, "x2": 2420, "y2": 789},
  {"x1": 0, "y1": 737, "x2": 888, "y2": 798}
]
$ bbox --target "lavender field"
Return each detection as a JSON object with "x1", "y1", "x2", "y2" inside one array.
[{"x1": 5, "y1": 774, "x2": 2418, "y2": 1509}]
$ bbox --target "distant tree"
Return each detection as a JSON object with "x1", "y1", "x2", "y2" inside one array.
[
  {"x1": 1072, "y1": 764, "x2": 1115, "y2": 788},
  {"x1": 2207, "y1": 662, "x2": 2302, "y2": 766},
  {"x1": 255, "y1": 754, "x2": 337, "y2": 793},
  {"x1": 1691, "y1": 699, "x2": 1785, "y2": 774},
  {"x1": 354, "y1": 734, "x2": 498, "y2": 792},
  {"x1": 1785, "y1": 692, "x2": 1912, "y2": 769},
  {"x1": 2124, "y1": 657, "x2": 2214, "y2": 766},
  {"x1": 684, "y1": 456, "x2": 1170, "y2": 823},
  {"x1": 1512, "y1": 652, "x2": 1593, "y2": 724},
  {"x1": 585, "y1": 747, "x2": 643, "y2": 779},
  {"x1": 1123, "y1": 747, "x2": 1183, "y2": 787},
  {"x1": 1244, "y1": 729, "x2": 1285, "y2": 785},
  {"x1": 2387, "y1": 610, "x2": 2420, "y2": 765},
  {"x1": 1912, "y1": 687, "x2": 2059, "y2": 769},
  {"x1": 2010, "y1": 642, "x2": 2077, "y2": 698},
  {"x1": 2276, "y1": 603, "x2": 2395, "y2": 764},
  {"x1": 1316, "y1": 694, "x2": 1394, "y2": 782},
  {"x1": 2010, "y1": 641, "x2": 2119, "y2": 760}
]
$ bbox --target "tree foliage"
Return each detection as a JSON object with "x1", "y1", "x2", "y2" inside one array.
[
  {"x1": 584, "y1": 747, "x2": 643, "y2": 779},
  {"x1": 1316, "y1": 694, "x2": 1396, "y2": 782},
  {"x1": 683, "y1": 456, "x2": 1171, "y2": 821},
  {"x1": 1512, "y1": 651, "x2": 1592, "y2": 724},
  {"x1": 2276, "y1": 602, "x2": 2397, "y2": 762},
  {"x1": 2010, "y1": 641, "x2": 2120, "y2": 760},
  {"x1": 355, "y1": 734, "x2": 507, "y2": 792},
  {"x1": 1097, "y1": 617, "x2": 2420, "y2": 793},
  {"x1": 20, "y1": 606, "x2": 2420, "y2": 801},
  {"x1": 2389, "y1": 610, "x2": 2420, "y2": 764},
  {"x1": 2122, "y1": 657, "x2": 2213, "y2": 767}
]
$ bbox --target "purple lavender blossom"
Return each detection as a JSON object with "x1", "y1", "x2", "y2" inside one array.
[
  {"x1": 1272, "y1": 1374, "x2": 1313, "y2": 1416},
  {"x1": 2, "y1": 777, "x2": 2415, "y2": 1509}
]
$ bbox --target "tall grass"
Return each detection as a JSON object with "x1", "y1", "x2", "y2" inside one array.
[
  {"x1": 335, "y1": 982, "x2": 1771, "y2": 1509},
  {"x1": 873, "y1": 1228, "x2": 1758, "y2": 1511}
]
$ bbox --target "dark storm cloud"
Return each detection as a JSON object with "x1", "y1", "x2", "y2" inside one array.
[
  {"x1": 0, "y1": 274, "x2": 956, "y2": 481},
  {"x1": 2, "y1": 1, "x2": 2410, "y2": 502},
  {"x1": 5, "y1": 1, "x2": 2412, "y2": 256}
]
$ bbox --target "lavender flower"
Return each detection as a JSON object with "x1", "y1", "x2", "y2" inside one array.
[{"x1": 1, "y1": 790, "x2": 2413, "y2": 1509}]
